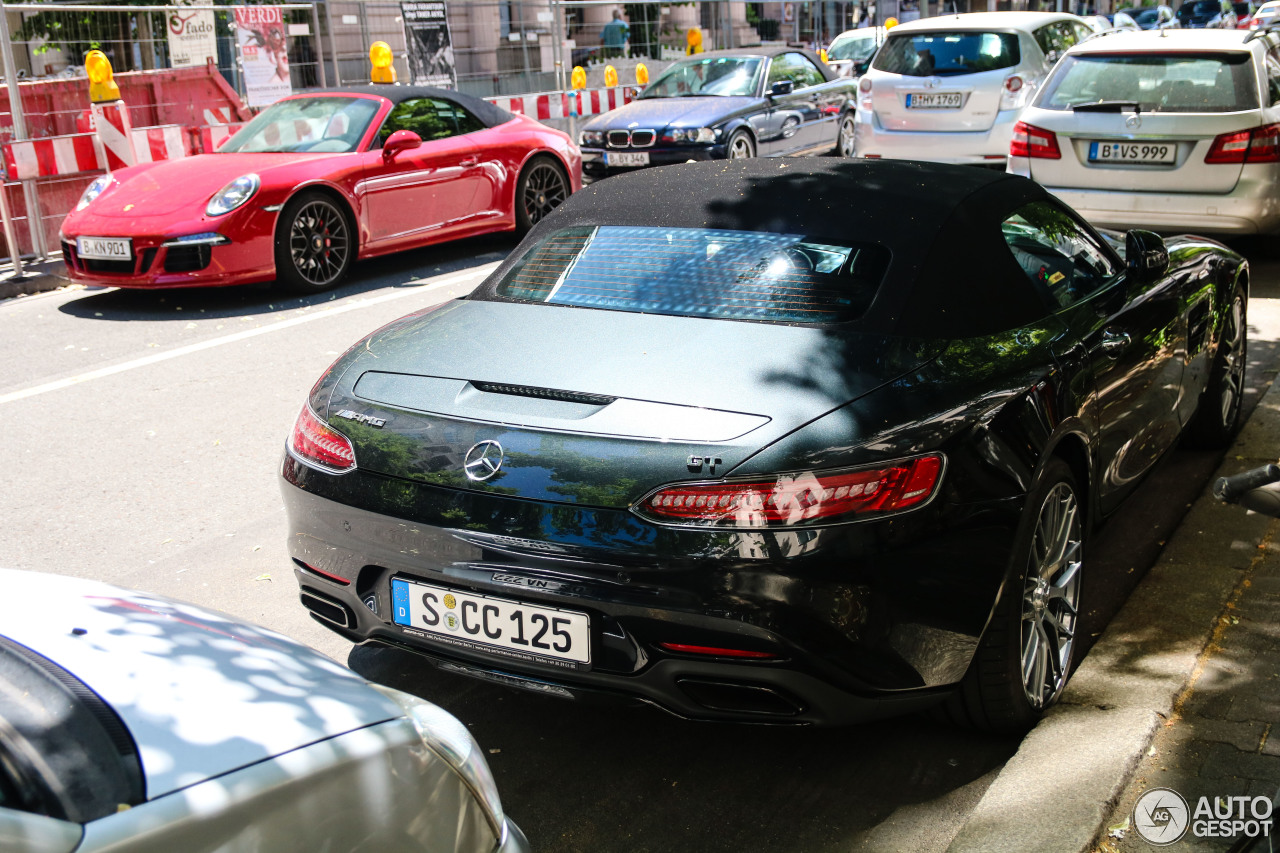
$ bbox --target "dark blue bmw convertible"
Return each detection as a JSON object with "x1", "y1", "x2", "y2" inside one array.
[{"x1": 578, "y1": 47, "x2": 859, "y2": 179}]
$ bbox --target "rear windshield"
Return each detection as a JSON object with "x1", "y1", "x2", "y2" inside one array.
[
  {"x1": 485, "y1": 226, "x2": 890, "y2": 325},
  {"x1": 829, "y1": 33, "x2": 880, "y2": 62},
  {"x1": 872, "y1": 31, "x2": 1020, "y2": 77},
  {"x1": 1039, "y1": 53, "x2": 1258, "y2": 112}
]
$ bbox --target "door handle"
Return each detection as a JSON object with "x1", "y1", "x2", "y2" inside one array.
[
  {"x1": 1100, "y1": 330, "x2": 1131, "y2": 357},
  {"x1": 460, "y1": 156, "x2": 480, "y2": 167}
]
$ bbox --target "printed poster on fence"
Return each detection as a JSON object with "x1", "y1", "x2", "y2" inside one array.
[
  {"x1": 166, "y1": 0, "x2": 217, "y2": 67},
  {"x1": 401, "y1": 1, "x2": 457, "y2": 89},
  {"x1": 233, "y1": 5, "x2": 292, "y2": 107}
]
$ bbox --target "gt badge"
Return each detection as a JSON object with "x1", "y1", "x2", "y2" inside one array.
[{"x1": 687, "y1": 455, "x2": 724, "y2": 474}]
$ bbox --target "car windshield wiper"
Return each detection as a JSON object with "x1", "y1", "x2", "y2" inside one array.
[{"x1": 1071, "y1": 100, "x2": 1142, "y2": 113}]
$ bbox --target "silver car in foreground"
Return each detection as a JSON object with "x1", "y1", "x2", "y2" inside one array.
[
  {"x1": 1008, "y1": 27, "x2": 1280, "y2": 234},
  {"x1": 853, "y1": 11, "x2": 1097, "y2": 164},
  {"x1": 0, "y1": 569, "x2": 528, "y2": 853}
]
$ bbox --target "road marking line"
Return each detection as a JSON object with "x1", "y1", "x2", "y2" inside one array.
[{"x1": 0, "y1": 264, "x2": 496, "y2": 406}]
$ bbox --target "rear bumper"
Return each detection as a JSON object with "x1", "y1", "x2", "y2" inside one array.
[
  {"x1": 853, "y1": 107, "x2": 1019, "y2": 165},
  {"x1": 1020, "y1": 169, "x2": 1280, "y2": 235},
  {"x1": 280, "y1": 455, "x2": 1024, "y2": 726}
]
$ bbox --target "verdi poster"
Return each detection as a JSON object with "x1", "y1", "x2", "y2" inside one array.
[{"x1": 233, "y1": 5, "x2": 293, "y2": 107}]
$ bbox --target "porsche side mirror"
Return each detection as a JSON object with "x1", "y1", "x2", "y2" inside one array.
[
  {"x1": 769, "y1": 80, "x2": 795, "y2": 98},
  {"x1": 1125, "y1": 229, "x2": 1169, "y2": 283},
  {"x1": 382, "y1": 129, "x2": 422, "y2": 164}
]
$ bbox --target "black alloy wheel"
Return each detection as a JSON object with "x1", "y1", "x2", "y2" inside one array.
[
  {"x1": 516, "y1": 157, "x2": 570, "y2": 233},
  {"x1": 1186, "y1": 286, "x2": 1247, "y2": 448},
  {"x1": 943, "y1": 458, "x2": 1085, "y2": 732},
  {"x1": 275, "y1": 191, "x2": 353, "y2": 293}
]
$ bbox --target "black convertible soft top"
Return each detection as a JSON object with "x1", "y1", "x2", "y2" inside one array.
[
  {"x1": 306, "y1": 85, "x2": 515, "y2": 129},
  {"x1": 478, "y1": 159, "x2": 1067, "y2": 338}
]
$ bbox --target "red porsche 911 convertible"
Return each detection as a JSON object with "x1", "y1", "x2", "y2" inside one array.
[{"x1": 59, "y1": 86, "x2": 582, "y2": 292}]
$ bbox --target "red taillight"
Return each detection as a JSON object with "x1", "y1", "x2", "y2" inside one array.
[
  {"x1": 289, "y1": 405, "x2": 356, "y2": 472},
  {"x1": 1205, "y1": 124, "x2": 1280, "y2": 164},
  {"x1": 298, "y1": 561, "x2": 352, "y2": 585},
  {"x1": 858, "y1": 77, "x2": 873, "y2": 93},
  {"x1": 1004, "y1": 75, "x2": 1024, "y2": 93},
  {"x1": 1010, "y1": 121, "x2": 1061, "y2": 159},
  {"x1": 635, "y1": 455, "x2": 944, "y2": 527},
  {"x1": 658, "y1": 643, "x2": 778, "y2": 659}
]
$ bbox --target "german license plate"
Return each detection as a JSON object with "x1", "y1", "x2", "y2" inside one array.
[
  {"x1": 1088, "y1": 141, "x2": 1175, "y2": 164},
  {"x1": 76, "y1": 236, "x2": 132, "y2": 260},
  {"x1": 606, "y1": 151, "x2": 649, "y2": 167},
  {"x1": 906, "y1": 92, "x2": 962, "y2": 109},
  {"x1": 391, "y1": 578, "x2": 591, "y2": 669}
]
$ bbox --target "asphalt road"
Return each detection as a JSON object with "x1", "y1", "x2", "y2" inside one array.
[{"x1": 2, "y1": 235, "x2": 1278, "y2": 852}]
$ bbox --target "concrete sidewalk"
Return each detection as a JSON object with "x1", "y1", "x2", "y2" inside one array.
[{"x1": 946, "y1": 300, "x2": 1280, "y2": 853}]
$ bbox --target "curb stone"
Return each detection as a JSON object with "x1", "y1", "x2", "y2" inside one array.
[
  {"x1": 0, "y1": 260, "x2": 68, "y2": 301},
  {"x1": 946, "y1": 369, "x2": 1280, "y2": 853}
]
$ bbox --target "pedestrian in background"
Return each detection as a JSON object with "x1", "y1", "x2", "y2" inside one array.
[{"x1": 601, "y1": 9, "x2": 630, "y2": 59}]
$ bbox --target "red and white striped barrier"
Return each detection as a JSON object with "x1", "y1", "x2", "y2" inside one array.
[
  {"x1": 90, "y1": 100, "x2": 135, "y2": 171},
  {"x1": 486, "y1": 86, "x2": 634, "y2": 120},
  {"x1": 132, "y1": 125, "x2": 190, "y2": 163},
  {"x1": 3, "y1": 133, "x2": 100, "y2": 180},
  {"x1": 199, "y1": 123, "x2": 246, "y2": 152}
]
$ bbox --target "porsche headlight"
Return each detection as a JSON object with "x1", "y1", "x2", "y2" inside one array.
[
  {"x1": 76, "y1": 174, "x2": 113, "y2": 211},
  {"x1": 580, "y1": 130, "x2": 605, "y2": 147},
  {"x1": 373, "y1": 686, "x2": 505, "y2": 839},
  {"x1": 205, "y1": 174, "x2": 260, "y2": 217}
]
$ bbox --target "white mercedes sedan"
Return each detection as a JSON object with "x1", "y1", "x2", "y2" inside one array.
[{"x1": 1008, "y1": 27, "x2": 1280, "y2": 234}]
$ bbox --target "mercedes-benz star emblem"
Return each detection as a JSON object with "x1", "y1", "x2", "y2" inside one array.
[
  {"x1": 1126, "y1": 114, "x2": 1142, "y2": 130},
  {"x1": 925, "y1": 76, "x2": 941, "y2": 89},
  {"x1": 463, "y1": 440, "x2": 504, "y2": 482}
]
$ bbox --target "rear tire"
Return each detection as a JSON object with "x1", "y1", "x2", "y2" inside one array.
[
  {"x1": 515, "y1": 156, "x2": 570, "y2": 234},
  {"x1": 274, "y1": 191, "x2": 354, "y2": 293},
  {"x1": 942, "y1": 458, "x2": 1084, "y2": 732},
  {"x1": 1185, "y1": 286, "x2": 1246, "y2": 449},
  {"x1": 835, "y1": 113, "x2": 857, "y2": 157}
]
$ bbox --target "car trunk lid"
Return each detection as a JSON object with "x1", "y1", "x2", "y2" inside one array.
[{"x1": 326, "y1": 300, "x2": 941, "y2": 508}]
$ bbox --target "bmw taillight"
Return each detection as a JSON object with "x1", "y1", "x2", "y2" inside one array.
[
  {"x1": 1205, "y1": 124, "x2": 1280, "y2": 164},
  {"x1": 288, "y1": 405, "x2": 356, "y2": 473},
  {"x1": 1010, "y1": 121, "x2": 1061, "y2": 159},
  {"x1": 634, "y1": 455, "x2": 944, "y2": 528}
]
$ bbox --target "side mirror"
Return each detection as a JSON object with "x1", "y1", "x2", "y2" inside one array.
[
  {"x1": 1125, "y1": 229, "x2": 1169, "y2": 282},
  {"x1": 769, "y1": 79, "x2": 795, "y2": 97},
  {"x1": 854, "y1": 59, "x2": 871, "y2": 75},
  {"x1": 382, "y1": 129, "x2": 422, "y2": 164}
]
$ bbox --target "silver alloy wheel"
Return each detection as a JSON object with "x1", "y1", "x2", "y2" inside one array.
[
  {"x1": 728, "y1": 132, "x2": 754, "y2": 159},
  {"x1": 1020, "y1": 482, "x2": 1082, "y2": 710},
  {"x1": 839, "y1": 115, "x2": 856, "y2": 157},
  {"x1": 1219, "y1": 296, "x2": 1246, "y2": 425},
  {"x1": 288, "y1": 199, "x2": 349, "y2": 287},
  {"x1": 522, "y1": 161, "x2": 568, "y2": 227}
]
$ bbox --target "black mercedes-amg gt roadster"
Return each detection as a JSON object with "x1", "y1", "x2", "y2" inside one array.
[{"x1": 281, "y1": 160, "x2": 1247, "y2": 731}]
